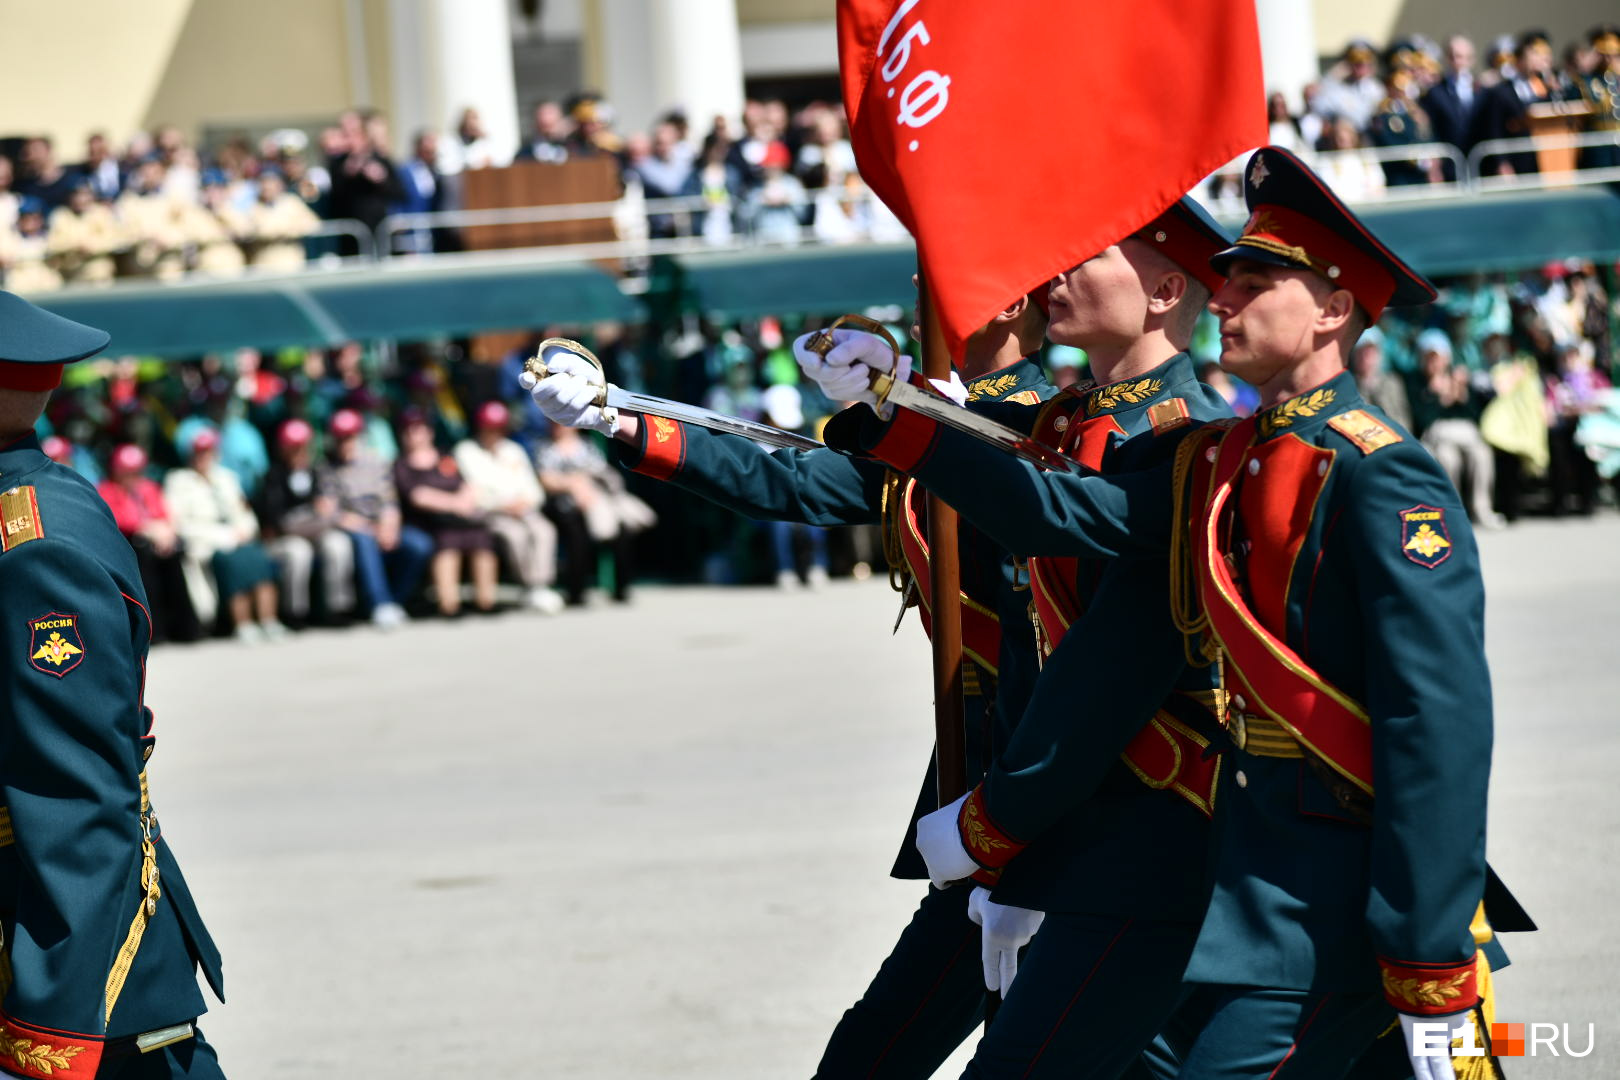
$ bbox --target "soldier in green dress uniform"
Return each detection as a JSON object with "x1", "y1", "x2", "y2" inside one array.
[
  {"x1": 527, "y1": 291, "x2": 1052, "y2": 1078},
  {"x1": 812, "y1": 147, "x2": 1528, "y2": 1079},
  {"x1": 0, "y1": 290, "x2": 225, "y2": 1079},
  {"x1": 798, "y1": 197, "x2": 1247, "y2": 1078}
]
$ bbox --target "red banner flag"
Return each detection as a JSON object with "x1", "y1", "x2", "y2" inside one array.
[{"x1": 837, "y1": 1, "x2": 1267, "y2": 358}]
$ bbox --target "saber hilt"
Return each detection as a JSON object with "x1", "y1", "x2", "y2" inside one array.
[
  {"x1": 525, "y1": 338, "x2": 618, "y2": 427},
  {"x1": 807, "y1": 315, "x2": 905, "y2": 407}
]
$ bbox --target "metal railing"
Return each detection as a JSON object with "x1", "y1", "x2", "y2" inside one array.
[{"x1": 23, "y1": 130, "x2": 1620, "y2": 299}]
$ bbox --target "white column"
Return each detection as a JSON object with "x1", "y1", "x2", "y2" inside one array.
[
  {"x1": 387, "y1": 0, "x2": 521, "y2": 157},
  {"x1": 648, "y1": 0, "x2": 744, "y2": 136},
  {"x1": 595, "y1": 0, "x2": 744, "y2": 136},
  {"x1": 1254, "y1": 0, "x2": 1319, "y2": 114}
]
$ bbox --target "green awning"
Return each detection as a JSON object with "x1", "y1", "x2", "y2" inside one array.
[
  {"x1": 676, "y1": 242, "x2": 918, "y2": 319},
  {"x1": 305, "y1": 257, "x2": 640, "y2": 343},
  {"x1": 35, "y1": 280, "x2": 337, "y2": 358},
  {"x1": 1355, "y1": 189, "x2": 1620, "y2": 278},
  {"x1": 31, "y1": 256, "x2": 640, "y2": 358}
]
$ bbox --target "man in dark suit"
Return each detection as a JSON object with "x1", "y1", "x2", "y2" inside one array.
[{"x1": 1420, "y1": 35, "x2": 1484, "y2": 180}]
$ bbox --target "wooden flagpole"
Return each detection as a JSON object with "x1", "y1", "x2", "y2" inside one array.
[{"x1": 916, "y1": 267, "x2": 967, "y2": 808}]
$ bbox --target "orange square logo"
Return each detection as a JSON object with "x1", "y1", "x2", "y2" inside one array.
[{"x1": 1492, "y1": 1022, "x2": 1525, "y2": 1057}]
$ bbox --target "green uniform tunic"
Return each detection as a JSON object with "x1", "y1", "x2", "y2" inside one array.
[{"x1": 0, "y1": 433, "x2": 224, "y2": 1080}]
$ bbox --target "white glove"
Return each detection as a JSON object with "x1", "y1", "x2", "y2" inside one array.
[
  {"x1": 519, "y1": 352, "x2": 619, "y2": 436},
  {"x1": 792, "y1": 329, "x2": 913, "y2": 415},
  {"x1": 928, "y1": 370, "x2": 970, "y2": 407},
  {"x1": 967, "y1": 886, "x2": 1044, "y2": 994},
  {"x1": 1400, "y1": 1010, "x2": 1473, "y2": 1080},
  {"x1": 913, "y1": 792, "x2": 978, "y2": 888}
]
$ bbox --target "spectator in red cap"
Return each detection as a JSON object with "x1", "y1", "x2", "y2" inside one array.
[
  {"x1": 96, "y1": 443, "x2": 201, "y2": 643},
  {"x1": 40, "y1": 433, "x2": 73, "y2": 465},
  {"x1": 393, "y1": 409, "x2": 499, "y2": 617},
  {"x1": 453, "y1": 401, "x2": 565, "y2": 614},
  {"x1": 256, "y1": 417, "x2": 357, "y2": 626},
  {"x1": 741, "y1": 139, "x2": 808, "y2": 245},
  {"x1": 164, "y1": 423, "x2": 289, "y2": 643},
  {"x1": 315, "y1": 408, "x2": 431, "y2": 629}
]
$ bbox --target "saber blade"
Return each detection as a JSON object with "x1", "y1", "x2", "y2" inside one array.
[
  {"x1": 603, "y1": 386, "x2": 822, "y2": 451},
  {"x1": 880, "y1": 377, "x2": 1076, "y2": 473},
  {"x1": 526, "y1": 340, "x2": 821, "y2": 451}
]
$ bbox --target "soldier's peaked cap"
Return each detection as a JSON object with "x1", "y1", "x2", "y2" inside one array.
[
  {"x1": 0, "y1": 289, "x2": 110, "y2": 392},
  {"x1": 1209, "y1": 146, "x2": 1436, "y2": 321},
  {"x1": 1132, "y1": 195, "x2": 1231, "y2": 293}
]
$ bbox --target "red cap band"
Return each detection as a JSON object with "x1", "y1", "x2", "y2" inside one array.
[
  {"x1": 1233, "y1": 204, "x2": 1396, "y2": 319},
  {"x1": 0, "y1": 361, "x2": 64, "y2": 392}
]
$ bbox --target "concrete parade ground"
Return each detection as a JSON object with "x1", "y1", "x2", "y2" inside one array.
[{"x1": 144, "y1": 514, "x2": 1620, "y2": 1079}]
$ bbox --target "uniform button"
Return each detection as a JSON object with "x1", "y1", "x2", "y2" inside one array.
[
  {"x1": 1054, "y1": 415, "x2": 1069, "y2": 432},
  {"x1": 1233, "y1": 695, "x2": 1246, "y2": 711},
  {"x1": 1318, "y1": 460, "x2": 1329, "y2": 477},
  {"x1": 1247, "y1": 458, "x2": 1261, "y2": 475},
  {"x1": 1235, "y1": 770, "x2": 1248, "y2": 788},
  {"x1": 1204, "y1": 447, "x2": 1218, "y2": 463}
]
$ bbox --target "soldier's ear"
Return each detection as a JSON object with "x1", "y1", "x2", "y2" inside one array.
[
  {"x1": 992, "y1": 293, "x2": 1029, "y2": 325},
  {"x1": 1146, "y1": 270, "x2": 1188, "y2": 316},
  {"x1": 1316, "y1": 287, "x2": 1358, "y2": 337}
]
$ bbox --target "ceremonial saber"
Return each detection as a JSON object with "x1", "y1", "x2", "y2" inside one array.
[{"x1": 525, "y1": 339, "x2": 823, "y2": 451}]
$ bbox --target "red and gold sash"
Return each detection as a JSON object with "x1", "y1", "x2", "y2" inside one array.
[
  {"x1": 897, "y1": 477, "x2": 1003, "y2": 674},
  {"x1": 1190, "y1": 418, "x2": 1374, "y2": 793},
  {"x1": 1026, "y1": 405, "x2": 1121, "y2": 656},
  {"x1": 1025, "y1": 402, "x2": 1218, "y2": 816}
]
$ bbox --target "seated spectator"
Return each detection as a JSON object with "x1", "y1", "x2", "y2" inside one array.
[
  {"x1": 244, "y1": 170, "x2": 321, "y2": 271},
  {"x1": 740, "y1": 142, "x2": 807, "y2": 245},
  {"x1": 393, "y1": 409, "x2": 499, "y2": 617},
  {"x1": 116, "y1": 158, "x2": 188, "y2": 280},
  {"x1": 164, "y1": 425, "x2": 290, "y2": 642},
  {"x1": 537, "y1": 423, "x2": 651, "y2": 605},
  {"x1": 453, "y1": 401, "x2": 564, "y2": 614},
  {"x1": 97, "y1": 443, "x2": 201, "y2": 644},
  {"x1": 0, "y1": 197, "x2": 62, "y2": 293},
  {"x1": 46, "y1": 180, "x2": 119, "y2": 285},
  {"x1": 75, "y1": 132, "x2": 123, "y2": 202},
  {"x1": 1408, "y1": 329, "x2": 1505, "y2": 527},
  {"x1": 1545, "y1": 341, "x2": 1611, "y2": 515},
  {"x1": 1349, "y1": 327, "x2": 1413, "y2": 430},
  {"x1": 188, "y1": 170, "x2": 248, "y2": 277},
  {"x1": 315, "y1": 408, "x2": 430, "y2": 629},
  {"x1": 257, "y1": 418, "x2": 357, "y2": 626}
]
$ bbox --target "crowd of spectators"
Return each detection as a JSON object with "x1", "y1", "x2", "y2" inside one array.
[
  {"x1": 38, "y1": 338, "x2": 670, "y2": 645},
  {"x1": 1214, "y1": 24, "x2": 1620, "y2": 201},
  {"x1": 7, "y1": 21, "x2": 1617, "y2": 292}
]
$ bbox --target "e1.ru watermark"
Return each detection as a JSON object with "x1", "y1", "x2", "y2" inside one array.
[{"x1": 1412, "y1": 1021, "x2": 1596, "y2": 1058}]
